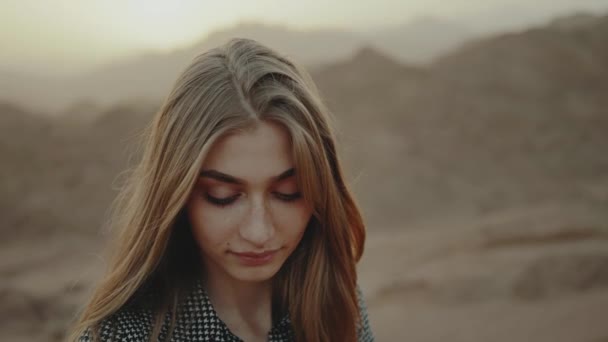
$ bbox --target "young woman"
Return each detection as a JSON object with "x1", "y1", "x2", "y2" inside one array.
[{"x1": 69, "y1": 38, "x2": 374, "y2": 342}]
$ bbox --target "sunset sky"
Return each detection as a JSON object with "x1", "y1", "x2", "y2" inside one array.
[{"x1": 2, "y1": 0, "x2": 607, "y2": 75}]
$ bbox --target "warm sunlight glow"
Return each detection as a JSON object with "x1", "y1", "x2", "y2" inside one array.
[
  {"x1": 120, "y1": 0, "x2": 210, "y2": 49},
  {"x1": 3, "y1": 0, "x2": 608, "y2": 75}
]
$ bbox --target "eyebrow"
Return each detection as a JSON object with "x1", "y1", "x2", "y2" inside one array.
[{"x1": 199, "y1": 167, "x2": 295, "y2": 185}]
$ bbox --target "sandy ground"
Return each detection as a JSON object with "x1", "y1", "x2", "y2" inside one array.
[
  {"x1": 359, "y1": 203, "x2": 608, "y2": 342},
  {"x1": 1, "y1": 203, "x2": 607, "y2": 341}
]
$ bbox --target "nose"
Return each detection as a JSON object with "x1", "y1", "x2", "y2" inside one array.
[{"x1": 238, "y1": 194, "x2": 274, "y2": 247}]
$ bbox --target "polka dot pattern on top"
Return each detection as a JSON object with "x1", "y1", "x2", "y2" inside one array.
[{"x1": 78, "y1": 280, "x2": 375, "y2": 341}]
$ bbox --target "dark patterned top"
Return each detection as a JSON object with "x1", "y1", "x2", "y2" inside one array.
[{"x1": 79, "y1": 281, "x2": 374, "y2": 341}]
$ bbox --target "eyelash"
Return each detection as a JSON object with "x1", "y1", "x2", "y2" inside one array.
[
  {"x1": 204, "y1": 194, "x2": 239, "y2": 207},
  {"x1": 204, "y1": 192, "x2": 302, "y2": 207}
]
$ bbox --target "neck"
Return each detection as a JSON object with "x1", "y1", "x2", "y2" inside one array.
[
  {"x1": 203, "y1": 263, "x2": 273, "y2": 336},
  {"x1": 205, "y1": 273, "x2": 272, "y2": 316}
]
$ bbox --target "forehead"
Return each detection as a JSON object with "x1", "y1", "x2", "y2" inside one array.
[{"x1": 201, "y1": 121, "x2": 294, "y2": 182}]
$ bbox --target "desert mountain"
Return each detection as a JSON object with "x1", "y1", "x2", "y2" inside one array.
[
  {"x1": 313, "y1": 13, "x2": 608, "y2": 226},
  {"x1": 0, "y1": 19, "x2": 471, "y2": 114},
  {"x1": 2, "y1": 12, "x2": 606, "y2": 233},
  {"x1": 368, "y1": 16, "x2": 474, "y2": 64}
]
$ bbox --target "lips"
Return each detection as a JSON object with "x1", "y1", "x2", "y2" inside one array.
[
  {"x1": 231, "y1": 249, "x2": 278, "y2": 266},
  {"x1": 234, "y1": 250, "x2": 276, "y2": 258}
]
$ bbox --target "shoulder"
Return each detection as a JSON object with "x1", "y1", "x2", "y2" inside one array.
[{"x1": 77, "y1": 307, "x2": 154, "y2": 342}]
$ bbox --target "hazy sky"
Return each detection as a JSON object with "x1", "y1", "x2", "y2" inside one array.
[{"x1": 2, "y1": 0, "x2": 607, "y2": 75}]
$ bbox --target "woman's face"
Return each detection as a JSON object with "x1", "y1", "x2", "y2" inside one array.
[{"x1": 186, "y1": 120, "x2": 313, "y2": 283}]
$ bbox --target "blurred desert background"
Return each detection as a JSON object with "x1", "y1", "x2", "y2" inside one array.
[{"x1": 2, "y1": 0, "x2": 608, "y2": 341}]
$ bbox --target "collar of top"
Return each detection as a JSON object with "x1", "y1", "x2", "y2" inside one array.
[{"x1": 188, "y1": 280, "x2": 292, "y2": 340}]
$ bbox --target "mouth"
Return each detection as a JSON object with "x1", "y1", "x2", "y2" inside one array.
[{"x1": 230, "y1": 249, "x2": 279, "y2": 266}]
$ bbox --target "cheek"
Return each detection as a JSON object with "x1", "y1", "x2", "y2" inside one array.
[
  {"x1": 273, "y1": 201, "x2": 312, "y2": 240},
  {"x1": 186, "y1": 195, "x2": 243, "y2": 249}
]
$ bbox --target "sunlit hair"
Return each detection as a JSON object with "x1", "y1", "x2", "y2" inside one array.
[{"x1": 69, "y1": 38, "x2": 366, "y2": 342}]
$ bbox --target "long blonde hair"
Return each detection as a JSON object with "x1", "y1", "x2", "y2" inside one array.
[{"x1": 69, "y1": 38, "x2": 366, "y2": 342}]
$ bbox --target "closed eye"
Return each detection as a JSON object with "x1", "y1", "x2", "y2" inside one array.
[
  {"x1": 204, "y1": 193, "x2": 240, "y2": 207},
  {"x1": 273, "y1": 192, "x2": 301, "y2": 202},
  {"x1": 204, "y1": 192, "x2": 301, "y2": 208}
]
